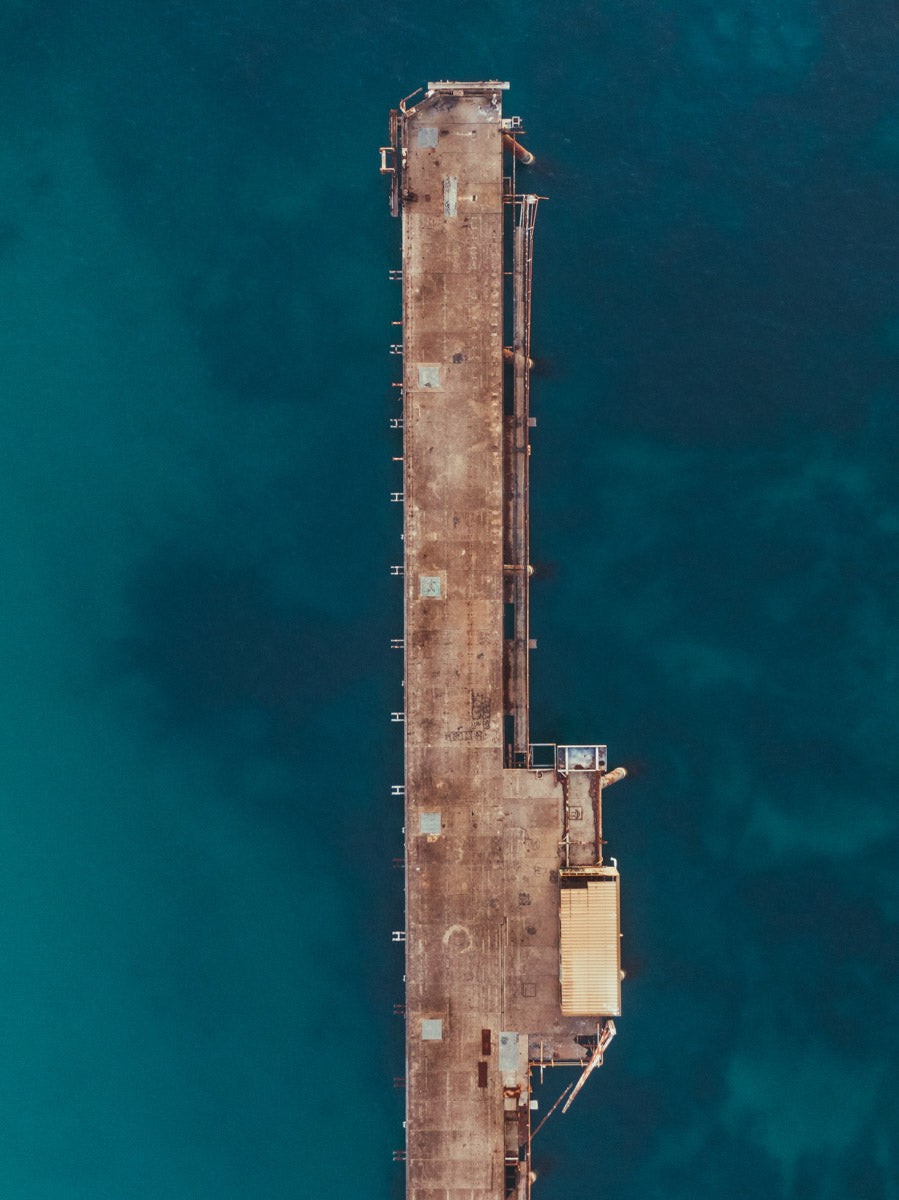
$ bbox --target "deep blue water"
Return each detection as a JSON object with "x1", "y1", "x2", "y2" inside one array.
[{"x1": 0, "y1": 2, "x2": 896, "y2": 1197}]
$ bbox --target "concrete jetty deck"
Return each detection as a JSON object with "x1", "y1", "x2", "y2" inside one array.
[{"x1": 381, "y1": 81, "x2": 624, "y2": 1200}]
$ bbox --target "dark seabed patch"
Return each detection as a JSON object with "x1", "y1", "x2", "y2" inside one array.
[{"x1": 118, "y1": 545, "x2": 371, "y2": 748}]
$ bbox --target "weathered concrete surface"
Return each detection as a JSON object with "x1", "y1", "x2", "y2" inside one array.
[
  {"x1": 402, "y1": 82, "x2": 508, "y2": 1200},
  {"x1": 397, "y1": 83, "x2": 608, "y2": 1200}
]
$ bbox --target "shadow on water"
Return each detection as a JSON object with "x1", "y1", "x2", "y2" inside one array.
[
  {"x1": 519, "y1": 153, "x2": 561, "y2": 186},
  {"x1": 529, "y1": 354, "x2": 558, "y2": 378}
]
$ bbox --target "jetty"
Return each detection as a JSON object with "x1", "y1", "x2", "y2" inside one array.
[{"x1": 381, "y1": 81, "x2": 625, "y2": 1200}]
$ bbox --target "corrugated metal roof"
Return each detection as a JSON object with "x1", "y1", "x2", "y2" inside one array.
[{"x1": 560, "y1": 873, "x2": 621, "y2": 1016}]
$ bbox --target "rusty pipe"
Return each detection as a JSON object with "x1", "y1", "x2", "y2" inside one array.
[
  {"x1": 503, "y1": 346, "x2": 534, "y2": 368},
  {"x1": 600, "y1": 766, "x2": 627, "y2": 789},
  {"x1": 502, "y1": 133, "x2": 534, "y2": 165}
]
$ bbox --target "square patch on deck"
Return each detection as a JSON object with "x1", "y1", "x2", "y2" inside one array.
[
  {"x1": 498, "y1": 1032, "x2": 519, "y2": 1072},
  {"x1": 420, "y1": 812, "x2": 441, "y2": 835},
  {"x1": 419, "y1": 575, "x2": 441, "y2": 598},
  {"x1": 417, "y1": 127, "x2": 438, "y2": 148},
  {"x1": 443, "y1": 176, "x2": 457, "y2": 217},
  {"x1": 417, "y1": 365, "x2": 440, "y2": 388},
  {"x1": 421, "y1": 1019, "x2": 443, "y2": 1040}
]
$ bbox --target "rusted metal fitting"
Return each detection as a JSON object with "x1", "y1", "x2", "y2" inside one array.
[
  {"x1": 502, "y1": 133, "x2": 535, "y2": 165},
  {"x1": 600, "y1": 766, "x2": 627, "y2": 789}
]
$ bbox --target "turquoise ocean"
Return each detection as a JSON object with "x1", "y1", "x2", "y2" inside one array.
[{"x1": 1, "y1": 2, "x2": 896, "y2": 1197}]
